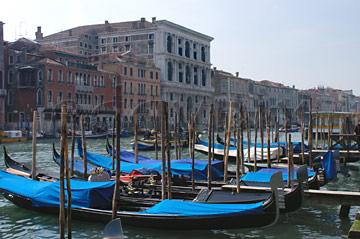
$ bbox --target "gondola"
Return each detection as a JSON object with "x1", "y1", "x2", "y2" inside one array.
[
  {"x1": 3, "y1": 145, "x2": 59, "y2": 181},
  {"x1": 0, "y1": 169, "x2": 282, "y2": 230},
  {"x1": 4, "y1": 146, "x2": 304, "y2": 214},
  {"x1": 77, "y1": 138, "x2": 224, "y2": 181},
  {"x1": 194, "y1": 138, "x2": 282, "y2": 162},
  {"x1": 216, "y1": 134, "x2": 308, "y2": 154}
]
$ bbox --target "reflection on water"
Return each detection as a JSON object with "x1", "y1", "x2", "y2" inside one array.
[{"x1": 0, "y1": 133, "x2": 358, "y2": 238}]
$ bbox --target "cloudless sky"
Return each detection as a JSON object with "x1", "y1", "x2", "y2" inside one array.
[{"x1": 2, "y1": 0, "x2": 360, "y2": 94}]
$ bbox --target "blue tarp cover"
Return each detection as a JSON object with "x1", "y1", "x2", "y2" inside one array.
[
  {"x1": 77, "y1": 138, "x2": 224, "y2": 180},
  {"x1": 240, "y1": 168, "x2": 315, "y2": 182},
  {"x1": 322, "y1": 151, "x2": 337, "y2": 180},
  {"x1": 140, "y1": 199, "x2": 264, "y2": 216},
  {"x1": 258, "y1": 168, "x2": 315, "y2": 177},
  {"x1": 0, "y1": 169, "x2": 115, "y2": 209}
]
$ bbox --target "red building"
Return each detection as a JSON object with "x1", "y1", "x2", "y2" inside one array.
[{"x1": 4, "y1": 38, "x2": 119, "y2": 136}]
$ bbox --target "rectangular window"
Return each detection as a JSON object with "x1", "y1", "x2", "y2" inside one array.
[
  {"x1": 113, "y1": 46, "x2": 118, "y2": 52},
  {"x1": 130, "y1": 99, "x2": 133, "y2": 109},
  {"x1": 57, "y1": 91, "x2": 63, "y2": 104},
  {"x1": 7, "y1": 90, "x2": 13, "y2": 105},
  {"x1": 94, "y1": 95, "x2": 98, "y2": 105},
  {"x1": 124, "y1": 67, "x2": 127, "y2": 75},
  {"x1": 67, "y1": 92, "x2": 72, "y2": 104},
  {"x1": 9, "y1": 55, "x2": 14, "y2": 64},
  {"x1": 156, "y1": 72, "x2": 159, "y2": 80},
  {"x1": 7, "y1": 113, "x2": 13, "y2": 122},
  {"x1": 47, "y1": 69, "x2": 53, "y2": 82},
  {"x1": 113, "y1": 95, "x2": 116, "y2": 107},
  {"x1": 93, "y1": 75, "x2": 98, "y2": 87},
  {"x1": 101, "y1": 47, "x2": 106, "y2": 53},
  {"x1": 149, "y1": 34, "x2": 154, "y2": 39},
  {"x1": 150, "y1": 71, "x2": 153, "y2": 79},
  {"x1": 101, "y1": 38, "x2": 106, "y2": 44},
  {"x1": 125, "y1": 45, "x2": 130, "y2": 51},
  {"x1": 113, "y1": 37, "x2": 118, "y2": 43},
  {"x1": 100, "y1": 95, "x2": 104, "y2": 105},
  {"x1": 79, "y1": 42, "x2": 83, "y2": 47},
  {"x1": 125, "y1": 36, "x2": 130, "y2": 41},
  {"x1": 67, "y1": 71, "x2": 72, "y2": 84},
  {"x1": 100, "y1": 76, "x2": 104, "y2": 87},
  {"x1": 130, "y1": 68, "x2": 133, "y2": 76},
  {"x1": 58, "y1": 70, "x2": 63, "y2": 83},
  {"x1": 124, "y1": 98, "x2": 127, "y2": 109},
  {"x1": 112, "y1": 77, "x2": 116, "y2": 89},
  {"x1": 47, "y1": 90, "x2": 53, "y2": 103}
]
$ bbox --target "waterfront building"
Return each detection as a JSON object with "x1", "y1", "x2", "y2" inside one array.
[
  {"x1": 3, "y1": 38, "x2": 118, "y2": 135},
  {"x1": 0, "y1": 21, "x2": 6, "y2": 130},
  {"x1": 36, "y1": 17, "x2": 214, "y2": 128},
  {"x1": 89, "y1": 52, "x2": 161, "y2": 130}
]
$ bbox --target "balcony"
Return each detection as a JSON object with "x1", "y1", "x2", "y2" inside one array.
[
  {"x1": 75, "y1": 85, "x2": 94, "y2": 92},
  {"x1": 0, "y1": 89, "x2": 7, "y2": 97},
  {"x1": 76, "y1": 104, "x2": 94, "y2": 111}
]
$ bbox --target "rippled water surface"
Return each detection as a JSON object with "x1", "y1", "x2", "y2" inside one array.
[{"x1": 0, "y1": 132, "x2": 359, "y2": 238}]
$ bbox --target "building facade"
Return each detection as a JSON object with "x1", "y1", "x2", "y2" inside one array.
[
  {"x1": 0, "y1": 22, "x2": 6, "y2": 130},
  {"x1": 89, "y1": 52, "x2": 161, "y2": 130},
  {"x1": 36, "y1": 17, "x2": 214, "y2": 128},
  {"x1": 4, "y1": 38, "x2": 119, "y2": 135}
]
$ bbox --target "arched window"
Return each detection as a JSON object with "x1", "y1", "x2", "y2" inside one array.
[
  {"x1": 38, "y1": 70, "x2": 43, "y2": 85},
  {"x1": 186, "y1": 65, "x2": 191, "y2": 84},
  {"x1": 185, "y1": 41, "x2": 190, "y2": 58},
  {"x1": 201, "y1": 46, "x2": 206, "y2": 62},
  {"x1": 167, "y1": 35, "x2": 172, "y2": 53},
  {"x1": 167, "y1": 62, "x2": 173, "y2": 81},
  {"x1": 202, "y1": 69, "x2": 206, "y2": 86}
]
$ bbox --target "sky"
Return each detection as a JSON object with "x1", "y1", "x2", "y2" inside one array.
[{"x1": 1, "y1": 0, "x2": 360, "y2": 94}]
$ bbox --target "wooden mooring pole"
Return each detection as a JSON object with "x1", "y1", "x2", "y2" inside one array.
[
  {"x1": 165, "y1": 104, "x2": 172, "y2": 199},
  {"x1": 63, "y1": 107, "x2": 72, "y2": 239},
  {"x1": 80, "y1": 115, "x2": 87, "y2": 179},
  {"x1": 161, "y1": 102, "x2": 167, "y2": 200},
  {"x1": 134, "y1": 114, "x2": 139, "y2": 164},
  {"x1": 239, "y1": 105, "x2": 245, "y2": 176},
  {"x1": 174, "y1": 112, "x2": 178, "y2": 160},
  {"x1": 254, "y1": 110, "x2": 258, "y2": 172},
  {"x1": 112, "y1": 117, "x2": 115, "y2": 170},
  {"x1": 208, "y1": 104, "x2": 214, "y2": 190},
  {"x1": 308, "y1": 98, "x2": 313, "y2": 168},
  {"x1": 59, "y1": 106, "x2": 66, "y2": 239},
  {"x1": 224, "y1": 101, "x2": 233, "y2": 182},
  {"x1": 266, "y1": 112, "x2": 271, "y2": 168},
  {"x1": 70, "y1": 113, "x2": 75, "y2": 176},
  {"x1": 154, "y1": 101, "x2": 158, "y2": 160},
  {"x1": 112, "y1": 111, "x2": 121, "y2": 219},
  {"x1": 246, "y1": 112, "x2": 251, "y2": 163},
  {"x1": 31, "y1": 111, "x2": 37, "y2": 180}
]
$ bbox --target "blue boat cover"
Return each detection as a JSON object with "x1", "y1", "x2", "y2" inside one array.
[
  {"x1": 227, "y1": 137, "x2": 308, "y2": 153},
  {"x1": 240, "y1": 168, "x2": 315, "y2": 183},
  {"x1": 322, "y1": 151, "x2": 337, "y2": 180},
  {"x1": 257, "y1": 168, "x2": 316, "y2": 178},
  {"x1": 77, "y1": 138, "x2": 224, "y2": 180},
  {"x1": 0, "y1": 169, "x2": 115, "y2": 209},
  {"x1": 140, "y1": 199, "x2": 264, "y2": 216}
]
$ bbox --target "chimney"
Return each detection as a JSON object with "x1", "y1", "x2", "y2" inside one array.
[
  {"x1": 141, "y1": 17, "x2": 145, "y2": 22},
  {"x1": 152, "y1": 17, "x2": 156, "y2": 23},
  {"x1": 69, "y1": 29, "x2": 72, "y2": 36},
  {"x1": 105, "y1": 20, "x2": 112, "y2": 32},
  {"x1": 35, "y1": 26, "x2": 43, "y2": 40},
  {"x1": 139, "y1": 17, "x2": 145, "y2": 29},
  {"x1": 235, "y1": 72, "x2": 239, "y2": 77},
  {"x1": 213, "y1": 67, "x2": 217, "y2": 71}
]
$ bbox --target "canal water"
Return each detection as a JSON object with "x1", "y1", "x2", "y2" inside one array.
[{"x1": 0, "y1": 132, "x2": 359, "y2": 238}]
